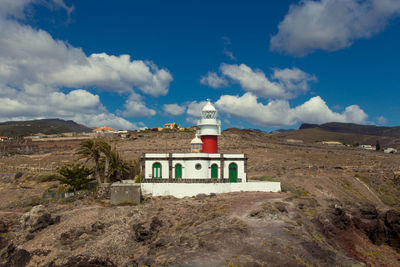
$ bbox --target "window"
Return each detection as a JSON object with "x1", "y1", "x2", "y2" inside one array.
[
  {"x1": 195, "y1": 163, "x2": 202, "y2": 170},
  {"x1": 175, "y1": 164, "x2": 182, "y2": 179},
  {"x1": 211, "y1": 164, "x2": 218, "y2": 179},
  {"x1": 152, "y1": 162, "x2": 162, "y2": 178}
]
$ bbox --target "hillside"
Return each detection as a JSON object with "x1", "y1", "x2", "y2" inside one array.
[
  {"x1": 300, "y1": 122, "x2": 400, "y2": 138},
  {"x1": 276, "y1": 127, "x2": 400, "y2": 148},
  {"x1": 0, "y1": 119, "x2": 92, "y2": 136},
  {"x1": 1, "y1": 130, "x2": 400, "y2": 266}
]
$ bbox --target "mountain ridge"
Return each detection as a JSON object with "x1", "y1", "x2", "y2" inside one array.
[
  {"x1": 0, "y1": 118, "x2": 92, "y2": 136},
  {"x1": 300, "y1": 122, "x2": 400, "y2": 137}
]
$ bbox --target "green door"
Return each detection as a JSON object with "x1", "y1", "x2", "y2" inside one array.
[
  {"x1": 175, "y1": 164, "x2": 182, "y2": 179},
  {"x1": 229, "y1": 163, "x2": 237, "y2": 183},
  {"x1": 152, "y1": 162, "x2": 161, "y2": 178},
  {"x1": 211, "y1": 164, "x2": 218, "y2": 179}
]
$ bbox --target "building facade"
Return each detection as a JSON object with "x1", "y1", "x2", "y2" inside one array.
[{"x1": 141, "y1": 153, "x2": 247, "y2": 183}]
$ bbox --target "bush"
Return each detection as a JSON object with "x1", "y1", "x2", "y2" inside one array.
[
  {"x1": 57, "y1": 164, "x2": 94, "y2": 191},
  {"x1": 14, "y1": 172, "x2": 23, "y2": 179},
  {"x1": 135, "y1": 173, "x2": 142, "y2": 183}
]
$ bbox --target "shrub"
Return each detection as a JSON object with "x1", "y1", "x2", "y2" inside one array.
[
  {"x1": 57, "y1": 164, "x2": 94, "y2": 191},
  {"x1": 135, "y1": 173, "x2": 142, "y2": 183},
  {"x1": 14, "y1": 172, "x2": 23, "y2": 179}
]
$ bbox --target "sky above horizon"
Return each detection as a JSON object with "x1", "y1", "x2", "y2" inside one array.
[{"x1": 1, "y1": 0, "x2": 400, "y2": 130}]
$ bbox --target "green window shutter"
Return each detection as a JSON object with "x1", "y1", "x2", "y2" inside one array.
[
  {"x1": 153, "y1": 163, "x2": 162, "y2": 178},
  {"x1": 175, "y1": 164, "x2": 182, "y2": 178},
  {"x1": 211, "y1": 164, "x2": 218, "y2": 179},
  {"x1": 229, "y1": 163, "x2": 237, "y2": 183}
]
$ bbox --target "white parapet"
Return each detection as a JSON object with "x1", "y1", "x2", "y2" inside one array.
[{"x1": 140, "y1": 182, "x2": 281, "y2": 198}]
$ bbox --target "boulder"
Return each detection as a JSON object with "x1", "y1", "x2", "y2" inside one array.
[{"x1": 20, "y1": 205, "x2": 60, "y2": 233}]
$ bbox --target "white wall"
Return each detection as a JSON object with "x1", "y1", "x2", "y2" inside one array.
[{"x1": 141, "y1": 182, "x2": 281, "y2": 198}]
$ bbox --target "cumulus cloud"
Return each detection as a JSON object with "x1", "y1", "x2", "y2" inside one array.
[
  {"x1": 0, "y1": 19, "x2": 172, "y2": 96},
  {"x1": 186, "y1": 100, "x2": 208, "y2": 117},
  {"x1": 122, "y1": 93, "x2": 156, "y2": 118},
  {"x1": 217, "y1": 63, "x2": 316, "y2": 99},
  {"x1": 200, "y1": 72, "x2": 228, "y2": 88},
  {"x1": 377, "y1": 115, "x2": 388, "y2": 125},
  {"x1": 163, "y1": 104, "x2": 186, "y2": 116},
  {"x1": 0, "y1": 0, "x2": 171, "y2": 128},
  {"x1": 215, "y1": 93, "x2": 367, "y2": 127},
  {"x1": 270, "y1": 0, "x2": 400, "y2": 56},
  {"x1": 0, "y1": 88, "x2": 138, "y2": 129}
]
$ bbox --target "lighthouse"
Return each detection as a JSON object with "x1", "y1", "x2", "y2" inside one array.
[{"x1": 197, "y1": 99, "x2": 221, "y2": 153}]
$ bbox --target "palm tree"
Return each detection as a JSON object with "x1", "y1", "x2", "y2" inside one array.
[
  {"x1": 77, "y1": 140, "x2": 111, "y2": 184},
  {"x1": 107, "y1": 150, "x2": 130, "y2": 182}
]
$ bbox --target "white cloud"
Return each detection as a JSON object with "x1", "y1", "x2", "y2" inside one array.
[
  {"x1": 377, "y1": 115, "x2": 388, "y2": 125},
  {"x1": 272, "y1": 67, "x2": 317, "y2": 92},
  {"x1": 122, "y1": 93, "x2": 156, "y2": 118},
  {"x1": 270, "y1": 0, "x2": 400, "y2": 56},
  {"x1": 0, "y1": 19, "x2": 173, "y2": 96},
  {"x1": 223, "y1": 48, "x2": 236, "y2": 60},
  {"x1": 163, "y1": 104, "x2": 186, "y2": 116},
  {"x1": 215, "y1": 93, "x2": 367, "y2": 127},
  {"x1": 186, "y1": 100, "x2": 208, "y2": 117},
  {"x1": 200, "y1": 72, "x2": 228, "y2": 88},
  {"x1": 0, "y1": 88, "x2": 137, "y2": 129},
  {"x1": 0, "y1": 0, "x2": 172, "y2": 128},
  {"x1": 219, "y1": 63, "x2": 316, "y2": 99}
]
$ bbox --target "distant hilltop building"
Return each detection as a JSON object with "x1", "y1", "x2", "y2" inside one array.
[{"x1": 164, "y1": 122, "x2": 179, "y2": 130}]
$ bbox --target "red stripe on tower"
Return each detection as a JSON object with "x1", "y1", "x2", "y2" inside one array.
[
  {"x1": 197, "y1": 99, "x2": 221, "y2": 154},
  {"x1": 201, "y1": 135, "x2": 218, "y2": 153}
]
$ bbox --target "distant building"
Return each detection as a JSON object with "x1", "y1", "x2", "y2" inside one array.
[
  {"x1": 285, "y1": 139, "x2": 303, "y2": 144},
  {"x1": 321, "y1": 141, "x2": 343, "y2": 146},
  {"x1": 164, "y1": 123, "x2": 179, "y2": 130},
  {"x1": 384, "y1": 148, "x2": 397, "y2": 154},
  {"x1": 93, "y1": 126, "x2": 115, "y2": 133},
  {"x1": 358, "y1": 145, "x2": 376, "y2": 150}
]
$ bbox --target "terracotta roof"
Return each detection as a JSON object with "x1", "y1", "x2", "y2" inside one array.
[{"x1": 93, "y1": 126, "x2": 115, "y2": 132}]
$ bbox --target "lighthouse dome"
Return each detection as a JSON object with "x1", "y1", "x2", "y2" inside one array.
[
  {"x1": 190, "y1": 135, "x2": 203, "y2": 144},
  {"x1": 202, "y1": 100, "x2": 216, "y2": 112},
  {"x1": 201, "y1": 99, "x2": 217, "y2": 119}
]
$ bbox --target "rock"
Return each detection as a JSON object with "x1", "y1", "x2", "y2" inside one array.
[
  {"x1": 150, "y1": 216, "x2": 163, "y2": 231},
  {"x1": 0, "y1": 221, "x2": 7, "y2": 233},
  {"x1": 20, "y1": 205, "x2": 60, "y2": 233},
  {"x1": 25, "y1": 234, "x2": 34, "y2": 241},
  {"x1": 385, "y1": 210, "x2": 400, "y2": 249},
  {"x1": 126, "y1": 255, "x2": 154, "y2": 267},
  {"x1": 91, "y1": 222, "x2": 105, "y2": 232},
  {"x1": 0, "y1": 236, "x2": 8, "y2": 250},
  {"x1": 3, "y1": 244, "x2": 31, "y2": 267},
  {"x1": 360, "y1": 204, "x2": 378, "y2": 219},
  {"x1": 132, "y1": 223, "x2": 152, "y2": 242},
  {"x1": 61, "y1": 255, "x2": 116, "y2": 267},
  {"x1": 195, "y1": 193, "x2": 207, "y2": 200}
]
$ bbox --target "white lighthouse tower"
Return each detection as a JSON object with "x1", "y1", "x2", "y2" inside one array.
[{"x1": 197, "y1": 99, "x2": 221, "y2": 153}]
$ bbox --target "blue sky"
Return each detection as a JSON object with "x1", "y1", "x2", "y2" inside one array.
[{"x1": 1, "y1": 0, "x2": 400, "y2": 130}]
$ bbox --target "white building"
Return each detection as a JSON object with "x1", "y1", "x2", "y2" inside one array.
[{"x1": 141, "y1": 153, "x2": 247, "y2": 183}]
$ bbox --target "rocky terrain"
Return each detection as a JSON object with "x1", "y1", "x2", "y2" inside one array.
[{"x1": 0, "y1": 129, "x2": 400, "y2": 266}]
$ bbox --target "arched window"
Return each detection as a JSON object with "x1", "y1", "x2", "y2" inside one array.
[
  {"x1": 175, "y1": 164, "x2": 182, "y2": 179},
  {"x1": 211, "y1": 164, "x2": 218, "y2": 179},
  {"x1": 152, "y1": 162, "x2": 162, "y2": 178},
  {"x1": 229, "y1": 163, "x2": 237, "y2": 183}
]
